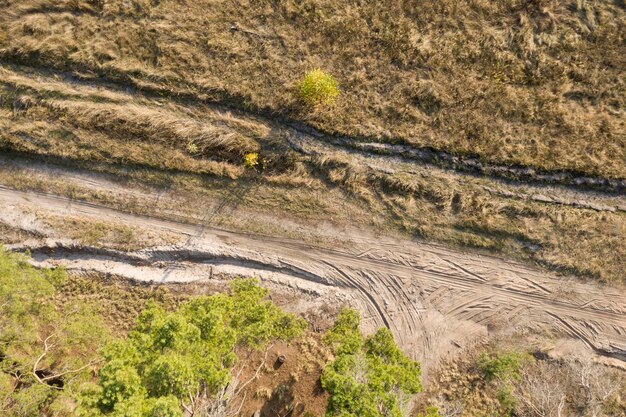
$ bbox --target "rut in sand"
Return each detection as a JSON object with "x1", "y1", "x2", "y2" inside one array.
[{"x1": 1, "y1": 184, "x2": 625, "y2": 370}]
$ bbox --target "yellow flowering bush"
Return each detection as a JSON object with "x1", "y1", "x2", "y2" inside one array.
[{"x1": 243, "y1": 152, "x2": 259, "y2": 169}]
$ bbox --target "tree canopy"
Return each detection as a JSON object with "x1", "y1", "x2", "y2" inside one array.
[
  {"x1": 321, "y1": 309, "x2": 422, "y2": 417},
  {"x1": 77, "y1": 278, "x2": 306, "y2": 417},
  {"x1": 0, "y1": 247, "x2": 109, "y2": 416}
]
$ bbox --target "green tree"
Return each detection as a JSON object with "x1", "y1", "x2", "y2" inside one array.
[
  {"x1": 0, "y1": 247, "x2": 109, "y2": 416},
  {"x1": 79, "y1": 278, "x2": 306, "y2": 416},
  {"x1": 321, "y1": 309, "x2": 422, "y2": 417}
]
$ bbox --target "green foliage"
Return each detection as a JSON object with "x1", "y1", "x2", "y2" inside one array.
[
  {"x1": 8, "y1": 382, "x2": 54, "y2": 416},
  {"x1": 298, "y1": 69, "x2": 340, "y2": 106},
  {"x1": 323, "y1": 308, "x2": 362, "y2": 354},
  {"x1": 477, "y1": 351, "x2": 531, "y2": 416},
  {"x1": 104, "y1": 394, "x2": 180, "y2": 417},
  {"x1": 476, "y1": 351, "x2": 529, "y2": 382},
  {"x1": 0, "y1": 250, "x2": 303, "y2": 417},
  {"x1": 80, "y1": 278, "x2": 306, "y2": 416},
  {"x1": 186, "y1": 141, "x2": 199, "y2": 155},
  {"x1": 0, "y1": 247, "x2": 110, "y2": 416},
  {"x1": 417, "y1": 406, "x2": 443, "y2": 417},
  {"x1": 0, "y1": 248, "x2": 62, "y2": 351},
  {"x1": 496, "y1": 386, "x2": 517, "y2": 416},
  {"x1": 321, "y1": 309, "x2": 422, "y2": 417}
]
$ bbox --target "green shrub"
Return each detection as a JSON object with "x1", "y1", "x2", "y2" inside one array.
[
  {"x1": 243, "y1": 152, "x2": 259, "y2": 169},
  {"x1": 476, "y1": 351, "x2": 529, "y2": 382},
  {"x1": 476, "y1": 351, "x2": 531, "y2": 416},
  {"x1": 0, "y1": 247, "x2": 110, "y2": 417},
  {"x1": 79, "y1": 278, "x2": 306, "y2": 416},
  {"x1": 496, "y1": 386, "x2": 517, "y2": 416},
  {"x1": 298, "y1": 69, "x2": 340, "y2": 106},
  {"x1": 321, "y1": 309, "x2": 422, "y2": 417},
  {"x1": 418, "y1": 406, "x2": 443, "y2": 417}
]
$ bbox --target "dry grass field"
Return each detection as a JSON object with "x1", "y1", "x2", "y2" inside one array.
[
  {"x1": 0, "y1": 55, "x2": 626, "y2": 282},
  {"x1": 1, "y1": 0, "x2": 624, "y2": 178},
  {"x1": 0, "y1": 60, "x2": 624, "y2": 283},
  {"x1": 0, "y1": 0, "x2": 624, "y2": 340},
  {"x1": 1, "y1": 3, "x2": 625, "y2": 417}
]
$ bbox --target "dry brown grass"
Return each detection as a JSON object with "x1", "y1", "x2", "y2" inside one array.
[
  {"x1": 422, "y1": 340, "x2": 626, "y2": 417},
  {"x1": 1, "y1": 0, "x2": 624, "y2": 177},
  {"x1": 42, "y1": 100, "x2": 260, "y2": 158},
  {"x1": 37, "y1": 213, "x2": 181, "y2": 250},
  {"x1": 0, "y1": 66, "x2": 271, "y2": 176},
  {"x1": 0, "y1": 6, "x2": 624, "y2": 286},
  {"x1": 0, "y1": 220, "x2": 41, "y2": 243},
  {"x1": 308, "y1": 152, "x2": 626, "y2": 283},
  {"x1": 55, "y1": 272, "x2": 190, "y2": 334},
  {"x1": 2, "y1": 140, "x2": 624, "y2": 284}
]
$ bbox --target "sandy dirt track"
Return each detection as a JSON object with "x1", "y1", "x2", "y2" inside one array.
[{"x1": 1, "y1": 185, "x2": 625, "y2": 368}]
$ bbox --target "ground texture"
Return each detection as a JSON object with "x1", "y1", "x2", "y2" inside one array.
[{"x1": 2, "y1": 182, "x2": 625, "y2": 374}]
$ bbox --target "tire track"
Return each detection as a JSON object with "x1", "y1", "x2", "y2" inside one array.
[
  {"x1": 2, "y1": 62, "x2": 626, "y2": 193},
  {"x1": 1, "y1": 185, "x2": 625, "y2": 365},
  {"x1": 319, "y1": 260, "x2": 392, "y2": 330}
]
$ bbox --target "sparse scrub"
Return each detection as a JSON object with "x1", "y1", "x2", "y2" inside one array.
[
  {"x1": 255, "y1": 387, "x2": 272, "y2": 400},
  {"x1": 432, "y1": 347, "x2": 626, "y2": 417}
]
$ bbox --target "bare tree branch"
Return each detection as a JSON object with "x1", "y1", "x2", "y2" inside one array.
[
  {"x1": 32, "y1": 334, "x2": 100, "y2": 389},
  {"x1": 32, "y1": 335, "x2": 55, "y2": 384},
  {"x1": 41, "y1": 358, "x2": 101, "y2": 382},
  {"x1": 233, "y1": 343, "x2": 273, "y2": 398}
]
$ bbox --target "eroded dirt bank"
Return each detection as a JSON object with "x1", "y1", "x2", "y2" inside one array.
[{"x1": 1, "y1": 185, "x2": 625, "y2": 371}]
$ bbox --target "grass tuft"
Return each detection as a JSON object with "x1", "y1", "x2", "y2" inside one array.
[{"x1": 298, "y1": 69, "x2": 340, "y2": 106}]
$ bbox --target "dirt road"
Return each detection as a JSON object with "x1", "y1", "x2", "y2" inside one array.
[{"x1": 1, "y1": 185, "x2": 625, "y2": 368}]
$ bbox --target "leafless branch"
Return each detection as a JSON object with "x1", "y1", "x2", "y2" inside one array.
[
  {"x1": 41, "y1": 358, "x2": 101, "y2": 381},
  {"x1": 32, "y1": 334, "x2": 100, "y2": 388},
  {"x1": 233, "y1": 343, "x2": 273, "y2": 398},
  {"x1": 32, "y1": 334, "x2": 55, "y2": 384}
]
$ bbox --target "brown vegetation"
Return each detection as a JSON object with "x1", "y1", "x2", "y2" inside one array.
[
  {"x1": 37, "y1": 213, "x2": 181, "y2": 250},
  {"x1": 1, "y1": 119, "x2": 625, "y2": 284},
  {"x1": 422, "y1": 342, "x2": 626, "y2": 417},
  {"x1": 0, "y1": 3, "x2": 624, "y2": 284},
  {"x1": 1, "y1": 0, "x2": 624, "y2": 178}
]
